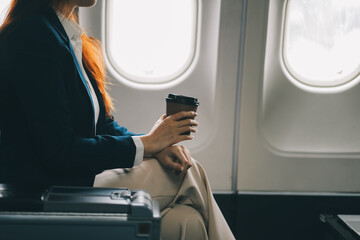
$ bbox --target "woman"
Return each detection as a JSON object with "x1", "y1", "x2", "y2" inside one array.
[{"x1": 0, "y1": 0, "x2": 235, "y2": 239}]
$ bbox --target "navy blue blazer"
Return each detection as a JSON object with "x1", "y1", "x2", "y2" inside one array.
[{"x1": 0, "y1": 9, "x2": 137, "y2": 187}]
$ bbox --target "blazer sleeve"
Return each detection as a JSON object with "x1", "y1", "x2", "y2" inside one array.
[
  {"x1": 6, "y1": 17, "x2": 136, "y2": 175},
  {"x1": 102, "y1": 115, "x2": 144, "y2": 137}
]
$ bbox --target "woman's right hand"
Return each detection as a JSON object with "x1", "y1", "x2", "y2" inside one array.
[{"x1": 140, "y1": 111, "x2": 199, "y2": 155}]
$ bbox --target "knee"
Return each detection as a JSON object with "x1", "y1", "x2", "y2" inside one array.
[
  {"x1": 161, "y1": 205, "x2": 208, "y2": 240},
  {"x1": 183, "y1": 211, "x2": 207, "y2": 240}
]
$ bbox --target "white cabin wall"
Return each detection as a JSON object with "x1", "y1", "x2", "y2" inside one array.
[{"x1": 237, "y1": 0, "x2": 360, "y2": 192}]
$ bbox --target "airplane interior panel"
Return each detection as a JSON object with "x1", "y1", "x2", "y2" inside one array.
[
  {"x1": 1, "y1": 0, "x2": 360, "y2": 239},
  {"x1": 80, "y1": 0, "x2": 238, "y2": 191},
  {"x1": 238, "y1": 0, "x2": 360, "y2": 193}
]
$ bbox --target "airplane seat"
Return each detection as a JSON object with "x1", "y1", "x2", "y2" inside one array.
[{"x1": 0, "y1": 129, "x2": 160, "y2": 239}]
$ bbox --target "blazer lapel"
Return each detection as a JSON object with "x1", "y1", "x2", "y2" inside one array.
[
  {"x1": 45, "y1": 8, "x2": 71, "y2": 49},
  {"x1": 45, "y1": 9, "x2": 96, "y2": 135}
]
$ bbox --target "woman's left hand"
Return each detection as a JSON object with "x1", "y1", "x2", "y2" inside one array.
[{"x1": 153, "y1": 145, "x2": 193, "y2": 178}]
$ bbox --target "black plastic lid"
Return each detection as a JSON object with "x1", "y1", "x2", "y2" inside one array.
[{"x1": 166, "y1": 94, "x2": 199, "y2": 106}]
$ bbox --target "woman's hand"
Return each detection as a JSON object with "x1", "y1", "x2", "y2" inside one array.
[
  {"x1": 153, "y1": 145, "x2": 193, "y2": 178},
  {"x1": 140, "y1": 111, "x2": 198, "y2": 155}
]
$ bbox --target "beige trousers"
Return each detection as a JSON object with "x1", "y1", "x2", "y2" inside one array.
[{"x1": 93, "y1": 158, "x2": 235, "y2": 240}]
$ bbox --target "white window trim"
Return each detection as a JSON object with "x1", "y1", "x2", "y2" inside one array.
[
  {"x1": 0, "y1": 0, "x2": 11, "y2": 26},
  {"x1": 280, "y1": 0, "x2": 360, "y2": 94},
  {"x1": 104, "y1": 0, "x2": 200, "y2": 90}
]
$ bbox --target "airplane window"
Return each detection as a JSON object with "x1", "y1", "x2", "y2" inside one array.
[
  {"x1": 0, "y1": 0, "x2": 10, "y2": 26},
  {"x1": 106, "y1": 0, "x2": 198, "y2": 84},
  {"x1": 283, "y1": 0, "x2": 360, "y2": 87}
]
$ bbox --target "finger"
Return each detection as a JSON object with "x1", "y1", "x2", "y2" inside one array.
[
  {"x1": 174, "y1": 148, "x2": 189, "y2": 169},
  {"x1": 160, "y1": 114, "x2": 167, "y2": 120},
  {"x1": 171, "y1": 111, "x2": 197, "y2": 121},
  {"x1": 163, "y1": 156, "x2": 183, "y2": 172},
  {"x1": 172, "y1": 162, "x2": 184, "y2": 173},
  {"x1": 174, "y1": 134, "x2": 195, "y2": 144},
  {"x1": 170, "y1": 134, "x2": 195, "y2": 146},
  {"x1": 176, "y1": 126, "x2": 197, "y2": 135},
  {"x1": 176, "y1": 118, "x2": 199, "y2": 127},
  {"x1": 184, "y1": 148, "x2": 193, "y2": 168},
  {"x1": 172, "y1": 148, "x2": 190, "y2": 178}
]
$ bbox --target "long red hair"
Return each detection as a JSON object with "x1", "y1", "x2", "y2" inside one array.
[{"x1": 0, "y1": 0, "x2": 113, "y2": 115}]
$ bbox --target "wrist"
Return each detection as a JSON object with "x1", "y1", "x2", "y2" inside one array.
[{"x1": 140, "y1": 135, "x2": 156, "y2": 156}]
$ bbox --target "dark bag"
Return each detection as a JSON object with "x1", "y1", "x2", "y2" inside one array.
[{"x1": 0, "y1": 185, "x2": 161, "y2": 240}]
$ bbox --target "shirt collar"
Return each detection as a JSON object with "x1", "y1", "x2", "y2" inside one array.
[{"x1": 56, "y1": 11, "x2": 82, "y2": 41}]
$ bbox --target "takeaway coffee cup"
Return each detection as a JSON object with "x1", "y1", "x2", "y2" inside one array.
[
  {"x1": 166, "y1": 93, "x2": 199, "y2": 135},
  {"x1": 166, "y1": 93, "x2": 199, "y2": 116}
]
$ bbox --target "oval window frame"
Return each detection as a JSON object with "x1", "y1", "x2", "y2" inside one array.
[
  {"x1": 281, "y1": 0, "x2": 360, "y2": 89},
  {"x1": 105, "y1": 0, "x2": 199, "y2": 86}
]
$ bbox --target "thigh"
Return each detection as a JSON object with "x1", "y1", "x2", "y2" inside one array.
[
  {"x1": 93, "y1": 158, "x2": 182, "y2": 210},
  {"x1": 161, "y1": 204, "x2": 208, "y2": 240}
]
